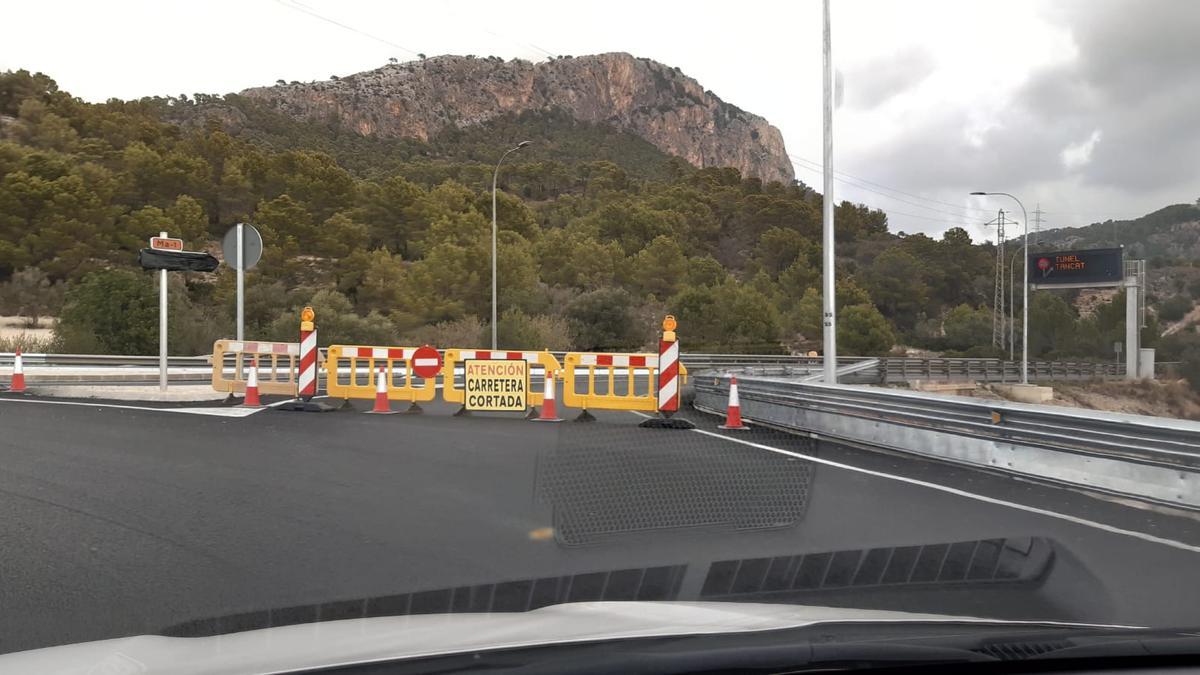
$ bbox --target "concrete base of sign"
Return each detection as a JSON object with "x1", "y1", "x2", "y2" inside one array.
[
  {"x1": 639, "y1": 416, "x2": 696, "y2": 429},
  {"x1": 276, "y1": 398, "x2": 338, "y2": 413},
  {"x1": 993, "y1": 383, "x2": 1054, "y2": 404}
]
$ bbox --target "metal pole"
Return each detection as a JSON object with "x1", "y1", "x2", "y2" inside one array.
[
  {"x1": 236, "y1": 222, "x2": 244, "y2": 342},
  {"x1": 1009, "y1": 249, "x2": 1019, "y2": 361},
  {"x1": 1018, "y1": 201, "x2": 1029, "y2": 385},
  {"x1": 821, "y1": 0, "x2": 837, "y2": 384},
  {"x1": 491, "y1": 164, "x2": 499, "y2": 350},
  {"x1": 489, "y1": 141, "x2": 530, "y2": 349},
  {"x1": 159, "y1": 230, "x2": 168, "y2": 392},
  {"x1": 1125, "y1": 274, "x2": 1138, "y2": 380}
]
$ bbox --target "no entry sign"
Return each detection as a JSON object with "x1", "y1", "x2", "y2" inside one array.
[
  {"x1": 411, "y1": 345, "x2": 442, "y2": 379},
  {"x1": 464, "y1": 359, "x2": 528, "y2": 412}
]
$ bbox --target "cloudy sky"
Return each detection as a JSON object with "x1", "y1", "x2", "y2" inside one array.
[{"x1": 3, "y1": 0, "x2": 1196, "y2": 241}]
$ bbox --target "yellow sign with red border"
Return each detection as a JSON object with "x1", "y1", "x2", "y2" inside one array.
[{"x1": 464, "y1": 359, "x2": 529, "y2": 411}]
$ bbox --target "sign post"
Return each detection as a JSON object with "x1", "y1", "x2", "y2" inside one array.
[
  {"x1": 237, "y1": 223, "x2": 244, "y2": 341},
  {"x1": 158, "y1": 231, "x2": 169, "y2": 392}
]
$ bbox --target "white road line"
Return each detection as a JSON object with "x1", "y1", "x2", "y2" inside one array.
[
  {"x1": 630, "y1": 411, "x2": 1200, "y2": 554},
  {"x1": 0, "y1": 397, "x2": 265, "y2": 417}
]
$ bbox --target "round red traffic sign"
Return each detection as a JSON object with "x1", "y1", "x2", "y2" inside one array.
[
  {"x1": 1037, "y1": 257, "x2": 1051, "y2": 271},
  {"x1": 411, "y1": 345, "x2": 442, "y2": 379}
]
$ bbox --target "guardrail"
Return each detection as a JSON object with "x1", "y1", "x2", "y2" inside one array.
[
  {"x1": 0, "y1": 353, "x2": 210, "y2": 367},
  {"x1": 693, "y1": 375, "x2": 1200, "y2": 510}
]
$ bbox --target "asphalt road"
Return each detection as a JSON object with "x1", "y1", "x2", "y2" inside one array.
[{"x1": 2, "y1": 391, "x2": 1200, "y2": 655}]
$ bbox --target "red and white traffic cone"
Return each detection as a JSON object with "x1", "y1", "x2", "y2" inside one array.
[
  {"x1": 366, "y1": 365, "x2": 397, "y2": 414},
  {"x1": 531, "y1": 370, "x2": 563, "y2": 423},
  {"x1": 718, "y1": 376, "x2": 747, "y2": 430},
  {"x1": 8, "y1": 347, "x2": 26, "y2": 393},
  {"x1": 241, "y1": 356, "x2": 263, "y2": 408}
]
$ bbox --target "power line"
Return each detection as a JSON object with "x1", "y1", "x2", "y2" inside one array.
[
  {"x1": 272, "y1": 0, "x2": 422, "y2": 57},
  {"x1": 789, "y1": 154, "x2": 997, "y2": 216},
  {"x1": 790, "y1": 161, "x2": 972, "y2": 226}
]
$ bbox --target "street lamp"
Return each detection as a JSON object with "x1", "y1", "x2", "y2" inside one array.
[
  {"x1": 972, "y1": 191, "x2": 1030, "y2": 384},
  {"x1": 491, "y1": 140, "x2": 531, "y2": 349}
]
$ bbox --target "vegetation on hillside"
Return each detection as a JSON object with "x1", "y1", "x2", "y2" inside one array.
[{"x1": 1, "y1": 68, "x2": 1198, "y2": 391}]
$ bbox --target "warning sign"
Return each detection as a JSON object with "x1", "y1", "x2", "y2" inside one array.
[{"x1": 464, "y1": 359, "x2": 528, "y2": 412}]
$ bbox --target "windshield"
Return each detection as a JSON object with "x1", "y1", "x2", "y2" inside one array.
[{"x1": 2, "y1": 0, "x2": 1200, "y2": 670}]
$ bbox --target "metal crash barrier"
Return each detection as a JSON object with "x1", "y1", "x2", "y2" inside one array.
[
  {"x1": 441, "y1": 349, "x2": 562, "y2": 408},
  {"x1": 212, "y1": 339, "x2": 299, "y2": 396},
  {"x1": 324, "y1": 345, "x2": 439, "y2": 404},
  {"x1": 561, "y1": 352, "x2": 688, "y2": 413}
]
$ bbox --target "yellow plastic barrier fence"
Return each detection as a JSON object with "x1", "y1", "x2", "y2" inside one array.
[
  {"x1": 561, "y1": 352, "x2": 688, "y2": 412},
  {"x1": 442, "y1": 349, "x2": 562, "y2": 407},
  {"x1": 211, "y1": 339, "x2": 300, "y2": 396},
  {"x1": 324, "y1": 345, "x2": 439, "y2": 404}
]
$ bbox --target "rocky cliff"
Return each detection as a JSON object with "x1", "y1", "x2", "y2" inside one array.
[{"x1": 240, "y1": 53, "x2": 793, "y2": 183}]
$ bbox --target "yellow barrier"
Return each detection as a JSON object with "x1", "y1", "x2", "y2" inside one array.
[
  {"x1": 211, "y1": 339, "x2": 300, "y2": 396},
  {"x1": 561, "y1": 352, "x2": 687, "y2": 412},
  {"x1": 441, "y1": 349, "x2": 562, "y2": 407},
  {"x1": 324, "y1": 345, "x2": 439, "y2": 403}
]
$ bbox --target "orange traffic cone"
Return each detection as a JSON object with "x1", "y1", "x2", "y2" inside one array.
[
  {"x1": 8, "y1": 347, "x2": 26, "y2": 393},
  {"x1": 718, "y1": 376, "x2": 747, "y2": 430},
  {"x1": 531, "y1": 370, "x2": 563, "y2": 422},
  {"x1": 366, "y1": 365, "x2": 397, "y2": 414},
  {"x1": 241, "y1": 356, "x2": 263, "y2": 408}
]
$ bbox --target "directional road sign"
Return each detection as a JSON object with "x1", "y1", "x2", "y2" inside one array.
[
  {"x1": 150, "y1": 236, "x2": 183, "y2": 251},
  {"x1": 221, "y1": 223, "x2": 263, "y2": 271}
]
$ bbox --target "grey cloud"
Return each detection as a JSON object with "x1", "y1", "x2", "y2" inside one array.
[
  {"x1": 843, "y1": 46, "x2": 936, "y2": 109},
  {"x1": 846, "y1": 0, "x2": 1200, "y2": 224}
]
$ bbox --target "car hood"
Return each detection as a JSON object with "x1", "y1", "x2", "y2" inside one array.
[{"x1": 0, "y1": 601, "x2": 1135, "y2": 675}]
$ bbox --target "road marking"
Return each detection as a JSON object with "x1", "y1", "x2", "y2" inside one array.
[
  {"x1": 0, "y1": 397, "x2": 265, "y2": 417},
  {"x1": 631, "y1": 412, "x2": 1200, "y2": 554}
]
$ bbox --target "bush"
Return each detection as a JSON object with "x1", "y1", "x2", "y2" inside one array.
[
  {"x1": 55, "y1": 269, "x2": 158, "y2": 354},
  {"x1": 266, "y1": 289, "x2": 397, "y2": 346},
  {"x1": 838, "y1": 304, "x2": 896, "y2": 356},
  {"x1": 402, "y1": 316, "x2": 485, "y2": 349},
  {"x1": 496, "y1": 309, "x2": 572, "y2": 351},
  {"x1": 0, "y1": 332, "x2": 55, "y2": 353},
  {"x1": 1159, "y1": 294, "x2": 1193, "y2": 323},
  {"x1": 0, "y1": 267, "x2": 64, "y2": 327},
  {"x1": 565, "y1": 288, "x2": 641, "y2": 351}
]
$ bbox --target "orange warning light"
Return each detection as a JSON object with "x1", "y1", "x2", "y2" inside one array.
[
  {"x1": 662, "y1": 315, "x2": 677, "y2": 332},
  {"x1": 301, "y1": 306, "x2": 315, "y2": 323}
]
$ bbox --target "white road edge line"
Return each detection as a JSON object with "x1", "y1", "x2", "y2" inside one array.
[{"x1": 630, "y1": 411, "x2": 1200, "y2": 554}]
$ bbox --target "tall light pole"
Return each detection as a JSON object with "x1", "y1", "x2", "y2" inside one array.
[
  {"x1": 491, "y1": 140, "x2": 530, "y2": 349},
  {"x1": 972, "y1": 191, "x2": 1029, "y2": 383},
  {"x1": 821, "y1": 0, "x2": 837, "y2": 383}
]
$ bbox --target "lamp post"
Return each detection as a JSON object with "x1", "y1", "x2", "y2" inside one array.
[
  {"x1": 491, "y1": 140, "x2": 530, "y2": 349},
  {"x1": 972, "y1": 191, "x2": 1029, "y2": 384}
]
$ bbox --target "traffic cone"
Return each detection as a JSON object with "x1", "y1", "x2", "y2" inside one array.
[
  {"x1": 531, "y1": 370, "x2": 563, "y2": 422},
  {"x1": 366, "y1": 366, "x2": 397, "y2": 414},
  {"x1": 241, "y1": 356, "x2": 263, "y2": 408},
  {"x1": 718, "y1": 376, "x2": 747, "y2": 430},
  {"x1": 8, "y1": 347, "x2": 26, "y2": 393}
]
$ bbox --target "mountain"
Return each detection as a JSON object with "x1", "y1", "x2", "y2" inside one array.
[
  {"x1": 234, "y1": 53, "x2": 793, "y2": 184},
  {"x1": 1031, "y1": 203, "x2": 1200, "y2": 261}
]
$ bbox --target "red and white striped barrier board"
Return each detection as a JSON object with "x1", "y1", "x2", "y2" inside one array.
[
  {"x1": 298, "y1": 326, "x2": 318, "y2": 401},
  {"x1": 657, "y1": 338, "x2": 680, "y2": 414}
]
